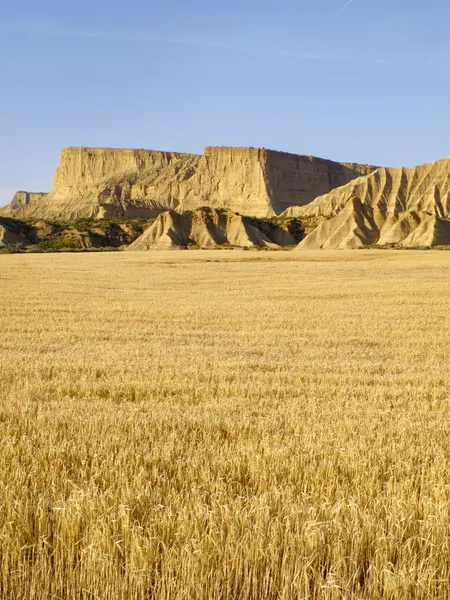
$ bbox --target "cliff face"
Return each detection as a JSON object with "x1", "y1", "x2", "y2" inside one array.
[
  {"x1": 262, "y1": 151, "x2": 375, "y2": 215},
  {"x1": 176, "y1": 148, "x2": 376, "y2": 216},
  {"x1": 3, "y1": 148, "x2": 201, "y2": 220},
  {"x1": 176, "y1": 148, "x2": 270, "y2": 215},
  {"x1": 51, "y1": 147, "x2": 190, "y2": 190},
  {"x1": 0, "y1": 146, "x2": 378, "y2": 220},
  {"x1": 9, "y1": 191, "x2": 46, "y2": 211}
]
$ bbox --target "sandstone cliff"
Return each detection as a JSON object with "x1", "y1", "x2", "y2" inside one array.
[
  {"x1": 127, "y1": 207, "x2": 300, "y2": 250},
  {"x1": 0, "y1": 146, "x2": 377, "y2": 220},
  {"x1": 289, "y1": 158, "x2": 450, "y2": 249},
  {"x1": 175, "y1": 147, "x2": 375, "y2": 216},
  {"x1": 8, "y1": 191, "x2": 46, "y2": 211}
]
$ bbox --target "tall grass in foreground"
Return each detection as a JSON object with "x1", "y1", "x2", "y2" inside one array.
[{"x1": 1, "y1": 250, "x2": 450, "y2": 599}]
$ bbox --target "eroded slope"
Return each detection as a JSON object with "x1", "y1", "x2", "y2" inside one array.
[
  {"x1": 127, "y1": 207, "x2": 302, "y2": 250},
  {"x1": 288, "y1": 158, "x2": 450, "y2": 249}
]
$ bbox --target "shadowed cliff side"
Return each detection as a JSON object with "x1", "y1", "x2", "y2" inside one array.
[{"x1": 0, "y1": 217, "x2": 33, "y2": 248}]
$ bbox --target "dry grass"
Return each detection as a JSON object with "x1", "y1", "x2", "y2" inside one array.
[{"x1": 1, "y1": 250, "x2": 450, "y2": 599}]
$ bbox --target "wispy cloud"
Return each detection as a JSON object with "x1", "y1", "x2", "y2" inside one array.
[
  {"x1": 335, "y1": 0, "x2": 355, "y2": 16},
  {"x1": 0, "y1": 21, "x2": 387, "y2": 66},
  {"x1": 275, "y1": 48, "x2": 387, "y2": 66}
]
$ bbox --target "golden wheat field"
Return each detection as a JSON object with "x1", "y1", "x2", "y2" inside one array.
[{"x1": 1, "y1": 250, "x2": 450, "y2": 600}]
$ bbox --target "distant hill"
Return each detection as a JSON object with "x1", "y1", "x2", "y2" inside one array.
[{"x1": 0, "y1": 146, "x2": 376, "y2": 221}]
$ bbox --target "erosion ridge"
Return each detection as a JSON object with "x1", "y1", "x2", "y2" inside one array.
[
  {"x1": 0, "y1": 146, "x2": 377, "y2": 220},
  {"x1": 281, "y1": 158, "x2": 450, "y2": 249},
  {"x1": 0, "y1": 212, "x2": 306, "y2": 252},
  {"x1": 127, "y1": 207, "x2": 303, "y2": 250}
]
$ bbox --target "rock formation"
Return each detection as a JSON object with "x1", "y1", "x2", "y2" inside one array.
[
  {"x1": 127, "y1": 207, "x2": 301, "y2": 250},
  {"x1": 287, "y1": 158, "x2": 450, "y2": 249},
  {"x1": 0, "y1": 146, "x2": 376, "y2": 221},
  {"x1": 0, "y1": 217, "x2": 32, "y2": 247}
]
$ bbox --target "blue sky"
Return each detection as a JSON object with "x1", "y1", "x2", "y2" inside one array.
[{"x1": 1, "y1": 0, "x2": 450, "y2": 205}]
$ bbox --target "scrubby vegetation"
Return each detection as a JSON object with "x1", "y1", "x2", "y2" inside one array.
[
  {"x1": 1, "y1": 214, "x2": 310, "y2": 252},
  {"x1": 0, "y1": 217, "x2": 154, "y2": 253}
]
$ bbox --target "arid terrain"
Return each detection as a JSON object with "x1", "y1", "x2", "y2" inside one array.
[
  {"x1": 2, "y1": 145, "x2": 450, "y2": 251},
  {"x1": 1, "y1": 250, "x2": 450, "y2": 599}
]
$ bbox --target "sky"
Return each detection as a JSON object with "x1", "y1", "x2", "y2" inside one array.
[{"x1": 1, "y1": 0, "x2": 450, "y2": 206}]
